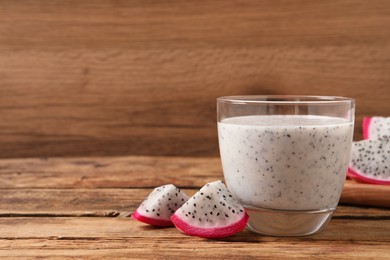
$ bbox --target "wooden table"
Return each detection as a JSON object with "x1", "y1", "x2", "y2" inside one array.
[{"x1": 1, "y1": 156, "x2": 389, "y2": 259}]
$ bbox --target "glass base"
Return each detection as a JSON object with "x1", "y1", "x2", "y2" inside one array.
[{"x1": 245, "y1": 205, "x2": 335, "y2": 236}]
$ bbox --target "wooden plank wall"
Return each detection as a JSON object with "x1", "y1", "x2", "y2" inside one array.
[{"x1": 0, "y1": 0, "x2": 389, "y2": 158}]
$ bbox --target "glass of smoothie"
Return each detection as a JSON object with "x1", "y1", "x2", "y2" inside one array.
[{"x1": 217, "y1": 95, "x2": 355, "y2": 236}]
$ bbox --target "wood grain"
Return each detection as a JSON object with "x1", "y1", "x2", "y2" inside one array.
[
  {"x1": 1, "y1": 188, "x2": 389, "y2": 218},
  {"x1": 0, "y1": 0, "x2": 390, "y2": 157},
  {"x1": 0, "y1": 155, "x2": 389, "y2": 259},
  {"x1": 1, "y1": 156, "x2": 389, "y2": 208},
  {"x1": 0, "y1": 218, "x2": 389, "y2": 259},
  {"x1": 341, "y1": 180, "x2": 390, "y2": 208},
  {"x1": 1, "y1": 240, "x2": 389, "y2": 260},
  {"x1": 0, "y1": 156, "x2": 223, "y2": 188},
  {"x1": 0, "y1": 216, "x2": 389, "y2": 241}
]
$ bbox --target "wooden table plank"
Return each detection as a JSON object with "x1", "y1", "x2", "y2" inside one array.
[
  {"x1": 0, "y1": 156, "x2": 223, "y2": 188},
  {"x1": 0, "y1": 155, "x2": 389, "y2": 259},
  {"x1": 0, "y1": 218, "x2": 389, "y2": 259},
  {"x1": 0, "y1": 217, "x2": 389, "y2": 242},
  {"x1": 0, "y1": 240, "x2": 389, "y2": 259},
  {"x1": 0, "y1": 188, "x2": 389, "y2": 218},
  {"x1": 1, "y1": 156, "x2": 389, "y2": 208}
]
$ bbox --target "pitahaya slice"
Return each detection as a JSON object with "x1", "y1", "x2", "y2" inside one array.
[
  {"x1": 363, "y1": 116, "x2": 390, "y2": 140},
  {"x1": 132, "y1": 184, "x2": 189, "y2": 226},
  {"x1": 171, "y1": 180, "x2": 249, "y2": 238},
  {"x1": 348, "y1": 139, "x2": 390, "y2": 185}
]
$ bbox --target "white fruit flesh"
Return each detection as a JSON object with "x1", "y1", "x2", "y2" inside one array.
[
  {"x1": 348, "y1": 139, "x2": 390, "y2": 185},
  {"x1": 363, "y1": 116, "x2": 390, "y2": 140},
  {"x1": 132, "y1": 184, "x2": 189, "y2": 226},
  {"x1": 171, "y1": 180, "x2": 249, "y2": 238}
]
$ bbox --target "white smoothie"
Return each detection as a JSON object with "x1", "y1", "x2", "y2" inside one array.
[{"x1": 218, "y1": 115, "x2": 353, "y2": 211}]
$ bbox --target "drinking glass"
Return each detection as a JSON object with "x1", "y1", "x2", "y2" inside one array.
[{"x1": 217, "y1": 95, "x2": 355, "y2": 236}]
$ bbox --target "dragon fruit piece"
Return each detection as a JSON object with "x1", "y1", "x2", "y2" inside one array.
[
  {"x1": 363, "y1": 116, "x2": 390, "y2": 140},
  {"x1": 348, "y1": 139, "x2": 390, "y2": 185},
  {"x1": 132, "y1": 184, "x2": 189, "y2": 226},
  {"x1": 171, "y1": 180, "x2": 249, "y2": 238}
]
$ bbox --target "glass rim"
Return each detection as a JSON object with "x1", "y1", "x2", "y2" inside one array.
[{"x1": 217, "y1": 95, "x2": 355, "y2": 105}]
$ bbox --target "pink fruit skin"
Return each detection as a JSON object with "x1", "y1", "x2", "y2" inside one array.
[
  {"x1": 362, "y1": 117, "x2": 372, "y2": 140},
  {"x1": 347, "y1": 167, "x2": 390, "y2": 185},
  {"x1": 132, "y1": 210, "x2": 174, "y2": 227},
  {"x1": 171, "y1": 212, "x2": 249, "y2": 239}
]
